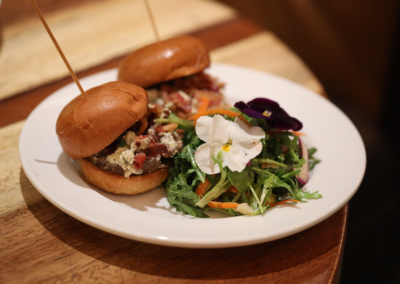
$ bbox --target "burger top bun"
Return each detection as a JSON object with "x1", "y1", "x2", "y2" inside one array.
[
  {"x1": 117, "y1": 36, "x2": 210, "y2": 88},
  {"x1": 56, "y1": 81, "x2": 148, "y2": 160}
]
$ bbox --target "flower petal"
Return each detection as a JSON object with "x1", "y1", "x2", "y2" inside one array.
[
  {"x1": 228, "y1": 118, "x2": 264, "y2": 162},
  {"x1": 291, "y1": 117, "x2": 303, "y2": 131},
  {"x1": 195, "y1": 115, "x2": 265, "y2": 175},
  {"x1": 223, "y1": 146, "x2": 248, "y2": 172},
  {"x1": 228, "y1": 118, "x2": 264, "y2": 146},
  {"x1": 234, "y1": 118, "x2": 265, "y2": 139},
  {"x1": 209, "y1": 115, "x2": 230, "y2": 144},
  {"x1": 233, "y1": 101, "x2": 247, "y2": 111},
  {"x1": 232, "y1": 140, "x2": 263, "y2": 160},
  {"x1": 234, "y1": 98, "x2": 303, "y2": 131},
  {"x1": 196, "y1": 116, "x2": 213, "y2": 142},
  {"x1": 267, "y1": 108, "x2": 302, "y2": 130},
  {"x1": 195, "y1": 143, "x2": 222, "y2": 175},
  {"x1": 247, "y1": 98, "x2": 280, "y2": 113},
  {"x1": 241, "y1": 108, "x2": 273, "y2": 120}
]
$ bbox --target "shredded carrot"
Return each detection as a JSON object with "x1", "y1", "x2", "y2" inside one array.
[
  {"x1": 137, "y1": 117, "x2": 148, "y2": 135},
  {"x1": 228, "y1": 186, "x2": 239, "y2": 194},
  {"x1": 188, "y1": 109, "x2": 251, "y2": 127},
  {"x1": 207, "y1": 201, "x2": 240, "y2": 209},
  {"x1": 268, "y1": 199, "x2": 301, "y2": 207},
  {"x1": 195, "y1": 178, "x2": 211, "y2": 197},
  {"x1": 261, "y1": 163, "x2": 279, "y2": 169},
  {"x1": 266, "y1": 130, "x2": 305, "y2": 137},
  {"x1": 197, "y1": 96, "x2": 210, "y2": 113},
  {"x1": 291, "y1": 131, "x2": 305, "y2": 137}
]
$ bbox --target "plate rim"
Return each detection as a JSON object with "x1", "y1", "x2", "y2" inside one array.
[{"x1": 19, "y1": 63, "x2": 366, "y2": 248}]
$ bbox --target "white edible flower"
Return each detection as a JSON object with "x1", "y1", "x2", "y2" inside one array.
[{"x1": 194, "y1": 115, "x2": 264, "y2": 175}]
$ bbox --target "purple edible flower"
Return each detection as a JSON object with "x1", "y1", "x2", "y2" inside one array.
[{"x1": 234, "y1": 98, "x2": 303, "y2": 131}]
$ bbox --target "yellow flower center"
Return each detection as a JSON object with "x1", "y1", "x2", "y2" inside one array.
[
  {"x1": 222, "y1": 140, "x2": 232, "y2": 152},
  {"x1": 263, "y1": 110, "x2": 272, "y2": 117}
]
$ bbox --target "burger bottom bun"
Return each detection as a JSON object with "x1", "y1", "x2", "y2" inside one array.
[{"x1": 79, "y1": 158, "x2": 169, "y2": 195}]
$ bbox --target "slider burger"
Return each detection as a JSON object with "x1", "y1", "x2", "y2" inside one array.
[
  {"x1": 56, "y1": 81, "x2": 183, "y2": 194},
  {"x1": 118, "y1": 36, "x2": 226, "y2": 119}
]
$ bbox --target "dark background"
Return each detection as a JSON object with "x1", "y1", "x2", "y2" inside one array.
[{"x1": 215, "y1": 1, "x2": 400, "y2": 283}]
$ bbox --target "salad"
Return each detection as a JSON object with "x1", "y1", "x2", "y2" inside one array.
[{"x1": 157, "y1": 97, "x2": 321, "y2": 218}]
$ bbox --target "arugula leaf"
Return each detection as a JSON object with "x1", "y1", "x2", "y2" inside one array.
[
  {"x1": 165, "y1": 136, "x2": 209, "y2": 217},
  {"x1": 297, "y1": 190, "x2": 323, "y2": 201},
  {"x1": 249, "y1": 184, "x2": 263, "y2": 213},
  {"x1": 252, "y1": 158, "x2": 287, "y2": 168},
  {"x1": 118, "y1": 139, "x2": 127, "y2": 148},
  {"x1": 206, "y1": 174, "x2": 220, "y2": 187},
  {"x1": 253, "y1": 168, "x2": 295, "y2": 199},
  {"x1": 308, "y1": 147, "x2": 321, "y2": 171},
  {"x1": 227, "y1": 166, "x2": 254, "y2": 192},
  {"x1": 280, "y1": 149, "x2": 306, "y2": 179},
  {"x1": 155, "y1": 113, "x2": 193, "y2": 131},
  {"x1": 196, "y1": 151, "x2": 231, "y2": 208},
  {"x1": 168, "y1": 195, "x2": 209, "y2": 218},
  {"x1": 206, "y1": 207, "x2": 240, "y2": 216},
  {"x1": 254, "y1": 168, "x2": 291, "y2": 190},
  {"x1": 182, "y1": 128, "x2": 200, "y2": 146},
  {"x1": 167, "y1": 173, "x2": 199, "y2": 201},
  {"x1": 309, "y1": 160, "x2": 321, "y2": 171},
  {"x1": 272, "y1": 187, "x2": 288, "y2": 196},
  {"x1": 180, "y1": 144, "x2": 205, "y2": 183},
  {"x1": 258, "y1": 131, "x2": 301, "y2": 165},
  {"x1": 165, "y1": 114, "x2": 322, "y2": 218},
  {"x1": 290, "y1": 149, "x2": 306, "y2": 168},
  {"x1": 166, "y1": 173, "x2": 209, "y2": 218},
  {"x1": 308, "y1": 147, "x2": 318, "y2": 157}
]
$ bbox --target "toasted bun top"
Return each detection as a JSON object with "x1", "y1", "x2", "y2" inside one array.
[
  {"x1": 117, "y1": 36, "x2": 210, "y2": 88},
  {"x1": 56, "y1": 81, "x2": 148, "y2": 160}
]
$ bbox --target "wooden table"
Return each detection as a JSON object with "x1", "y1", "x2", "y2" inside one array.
[{"x1": 0, "y1": 1, "x2": 345, "y2": 283}]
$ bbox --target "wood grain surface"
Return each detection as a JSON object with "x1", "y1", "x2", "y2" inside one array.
[
  {"x1": 0, "y1": 0, "x2": 235, "y2": 101},
  {"x1": 0, "y1": 19, "x2": 324, "y2": 128},
  {"x1": 0, "y1": 17, "x2": 263, "y2": 128},
  {"x1": 0, "y1": 1, "x2": 343, "y2": 283},
  {"x1": 211, "y1": 32, "x2": 324, "y2": 95},
  {"x1": 0, "y1": 119, "x2": 345, "y2": 284}
]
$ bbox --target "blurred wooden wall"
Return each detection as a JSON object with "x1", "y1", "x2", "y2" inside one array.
[
  {"x1": 2, "y1": 0, "x2": 398, "y2": 119},
  {"x1": 216, "y1": 0, "x2": 399, "y2": 119},
  {"x1": 0, "y1": 0, "x2": 101, "y2": 26}
]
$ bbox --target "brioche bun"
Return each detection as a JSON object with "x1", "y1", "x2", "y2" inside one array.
[
  {"x1": 79, "y1": 158, "x2": 169, "y2": 195},
  {"x1": 56, "y1": 81, "x2": 148, "y2": 160},
  {"x1": 117, "y1": 36, "x2": 210, "y2": 88},
  {"x1": 56, "y1": 81, "x2": 168, "y2": 195}
]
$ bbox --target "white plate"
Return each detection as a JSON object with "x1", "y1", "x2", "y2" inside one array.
[{"x1": 19, "y1": 63, "x2": 366, "y2": 248}]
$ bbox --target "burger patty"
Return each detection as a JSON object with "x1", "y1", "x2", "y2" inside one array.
[
  {"x1": 88, "y1": 151, "x2": 169, "y2": 175},
  {"x1": 87, "y1": 121, "x2": 183, "y2": 177}
]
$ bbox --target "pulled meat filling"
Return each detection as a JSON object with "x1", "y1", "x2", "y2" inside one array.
[
  {"x1": 146, "y1": 71, "x2": 226, "y2": 119},
  {"x1": 88, "y1": 108, "x2": 183, "y2": 178}
]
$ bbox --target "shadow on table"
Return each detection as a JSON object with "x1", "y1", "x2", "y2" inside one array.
[
  {"x1": 20, "y1": 168, "x2": 342, "y2": 280},
  {"x1": 55, "y1": 151, "x2": 183, "y2": 216}
]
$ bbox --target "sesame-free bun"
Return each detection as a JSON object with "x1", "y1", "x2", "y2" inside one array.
[
  {"x1": 56, "y1": 81, "x2": 148, "y2": 160},
  {"x1": 79, "y1": 158, "x2": 169, "y2": 194},
  {"x1": 118, "y1": 36, "x2": 210, "y2": 88}
]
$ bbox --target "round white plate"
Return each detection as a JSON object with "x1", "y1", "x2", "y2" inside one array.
[{"x1": 19, "y1": 63, "x2": 366, "y2": 248}]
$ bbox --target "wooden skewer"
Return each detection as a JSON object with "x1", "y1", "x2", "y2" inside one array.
[
  {"x1": 144, "y1": 0, "x2": 160, "y2": 42},
  {"x1": 29, "y1": 0, "x2": 87, "y2": 97}
]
